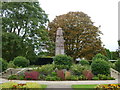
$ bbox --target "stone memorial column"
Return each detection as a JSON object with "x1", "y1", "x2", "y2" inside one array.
[{"x1": 55, "y1": 27, "x2": 65, "y2": 55}]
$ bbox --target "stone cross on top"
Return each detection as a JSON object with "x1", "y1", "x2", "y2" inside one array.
[{"x1": 55, "y1": 27, "x2": 65, "y2": 55}]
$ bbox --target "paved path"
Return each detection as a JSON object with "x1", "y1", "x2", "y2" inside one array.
[{"x1": 0, "y1": 78, "x2": 119, "y2": 89}]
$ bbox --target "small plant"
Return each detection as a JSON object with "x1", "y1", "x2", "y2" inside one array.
[
  {"x1": 25, "y1": 71, "x2": 39, "y2": 80},
  {"x1": 13, "y1": 56, "x2": 30, "y2": 67},
  {"x1": 65, "y1": 75, "x2": 79, "y2": 81},
  {"x1": 91, "y1": 59, "x2": 110, "y2": 75},
  {"x1": 78, "y1": 75, "x2": 87, "y2": 80},
  {"x1": 36, "y1": 64, "x2": 55, "y2": 75},
  {"x1": 70, "y1": 64, "x2": 86, "y2": 76},
  {"x1": 56, "y1": 70, "x2": 65, "y2": 80},
  {"x1": 115, "y1": 58, "x2": 120, "y2": 72},
  {"x1": 92, "y1": 76, "x2": 99, "y2": 80},
  {"x1": 65, "y1": 71, "x2": 71, "y2": 80},
  {"x1": 0, "y1": 58, "x2": 8, "y2": 72},
  {"x1": 79, "y1": 59, "x2": 89, "y2": 65},
  {"x1": 92, "y1": 53, "x2": 108, "y2": 61},
  {"x1": 7, "y1": 61, "x2": 16, "y2": 68},
  {"x1": 45, "y1": 75, "x2": 61, "y2": 81},
  {"x1": 53, "y1": 55, "x2": 73, "y2": 69},
  {"x1": 97, "y1": 74, "x2": 115, "y2": 80},
  {"x1": 39, "y1": 74, "x2": 46, "y2": 80},
  {"x1": 8, "y1": 75, "x2": 18, "y2": 80}
]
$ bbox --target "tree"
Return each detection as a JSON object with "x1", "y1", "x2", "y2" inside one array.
[
  {"x1": 105, "y1": 49, "x2": 113, "y2": 60},
  {"x1": 48, "y1": 12, "x2": 105, "y2": 61},
  {"x1": 2, "y1": 2, "x2": 50, "y2": 62}
]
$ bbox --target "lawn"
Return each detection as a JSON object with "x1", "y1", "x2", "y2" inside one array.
[
  {"x1": 71, "y1": 84, "x2": 97, "y2": 89},
  {"x1": 41, "y1": 84, "x2": 47, "y2": 89}
]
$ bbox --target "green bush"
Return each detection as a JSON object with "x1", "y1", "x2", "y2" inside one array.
[
  {"x1": 92, "y1": 76, "x2": 99, "y2": 80},
  {"x1": 55, "y1": 65, "x2": 70, "y2": 70},
  {"x1": 92, "y1": 53, "x2": 108, "y2": 61},
  {"x1": 91, "y1": 59, "x2": 110, "y2": 75},
  {"x1": 39, "y1": 74, "x2": 46, "y2": 80},
  {"x1": 0, "y1": 58, "x2": 8, "y2": 72},
  {"x1": 45, "y1": 75, "x2": 61, "y2": 81},
  {"x1": 53, "y1": 55, "x2": 73, "y2": 69},
  {"x1": 97, "y1": 74, "x2": 115, "y2": 80},
  {"x1": 78, "y1": 75, "x2": 87, "y2": 80},
  {"x1": 8, "y1": 75, "x2": 18, "y2": 80},
  {"x1": 65, "y1": 75, "x2": 79, "y2": 81},
  {"x1": 7, "y1": 61, "x2": 16, "y2": 68},
  {"x1": 13, "y1": 56, "x2": 30, "y2": 67},
  {"x1": 70, "y1": 64, "x2": 86, "y2": 75},
  {"x1": 36, "y1": 64, "x2": 55, "y2": 75},
  {"x1": 79, "y1": 59, "x2": 89, "y2": 65},
  {"x1": 115, "y1": 59, "x2": 120, "y2": 72}
]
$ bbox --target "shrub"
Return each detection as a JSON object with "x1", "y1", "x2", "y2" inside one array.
[
  {"x1": 92, "y1": 53, "x2": 108, "y2": 61},
  {"x1": 13, "y1": 56, "x2": 30, "y2": 67},
  {"x1": 65, "y1": 71, "x2": 71, "y2": 80},
  {"x1": 36, "y1": 64, "x2": 55, "y2": 75},
  {"x1": 97, "y1": 74, "x2": 115, "y2": 80},
  {"x1": 65, "y1": 75, "x2": 79, "y2": 81},
  {"x1": 92, "y1": 76, "x2": 99, "y2": 80},
  {"x1": 55, "y1": 65, "x2": 70, "y2": 70},
  {"x1": 45, "y1": 75, "x2": 61, "y2": 81},
  {"x1": 115, "y1": 58, "x2": 120, "y2": 72},
  {"x1": 8, "y1": 75, "x2": 18, "y2": 80},
  {"x1": 78, "y1": 75, "x2": 87, "y2": 80},
  {"x1": 91, "y1": 59, "x2": 110, "y2": 75},
  {"x1": 79, "y1": 59, "x2": 89, "y2": 65},
  {"x1": 82, "y1": 70, "x2": 94, "y2": 80},
  {"x1": 57, "y1": 70, "x2": 65, "y2": 80},
  {"x1": 70, "y1": 64, "x2": 86, "y2": 75},
  {"x1": 53, "y1": 55, "x2": 73, "y2": 69},
  {"x1": 7, "y1": 61, "x2": 16, "y2": 68},
  {"x1": 25, "y1": 71, "x2": 39, "y2": 80},
  {"x1": 39, "y1": 74, "x2": 46, "y2": 80},
  {"x1": 0, "y1": 58, "x2": 8, "y2": 72}
]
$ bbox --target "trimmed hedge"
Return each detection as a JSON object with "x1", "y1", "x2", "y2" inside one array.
[{"x1": 35, "y1": 58, "x2": 53, "y2": 65}]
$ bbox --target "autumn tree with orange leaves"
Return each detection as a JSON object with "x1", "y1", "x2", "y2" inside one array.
[{"x1": 48, "y1": 12, "x2": 106, "y2": 61}]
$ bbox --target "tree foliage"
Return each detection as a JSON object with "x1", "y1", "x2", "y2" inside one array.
[
  {"x1": 48, "y1": 12, "x2": 105, "y2": 60},
  {"x1": 2, "y1": 2, "x2": 49, "y2": 62}
]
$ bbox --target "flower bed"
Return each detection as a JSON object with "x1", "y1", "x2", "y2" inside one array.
[
  {"x1": 96, "y1": 84, "x2": 120, "y2": 89},
  {"x1": 0, "y1": 81, "x2": 47, "y2": 89}
]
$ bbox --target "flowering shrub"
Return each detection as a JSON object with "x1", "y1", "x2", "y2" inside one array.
[
  {"x1": 57, "y1": 70, "x2": 65, "y2": 80},
  {"x1": 96, "y1": 84, "x2": 120, "y2": 89},
  {"x1": 25, "y1": 71, "x2": 39, "y2": 80},
  {"x1": 82, "y1": 70, "x2": 94, "y2": 80}
]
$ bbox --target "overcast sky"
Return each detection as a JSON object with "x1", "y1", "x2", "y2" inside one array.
[{"x1": 39, "y1": 0, "x2": 119, "y2": 51}]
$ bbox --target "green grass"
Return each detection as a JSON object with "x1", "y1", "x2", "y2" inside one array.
[
  {"x1": 71, "y1": 84, "x2": 97, "y2": 90},
  {"x1": 41, "y1": 84, "x2": 47, "y2": 89}
]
